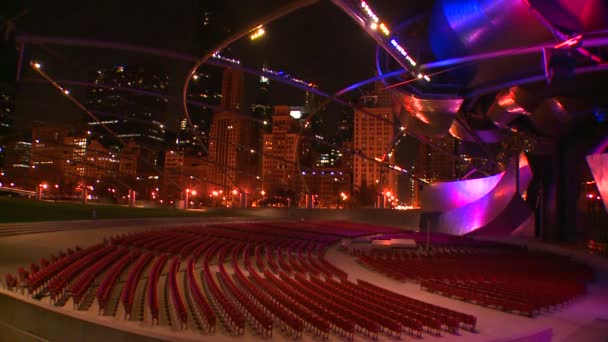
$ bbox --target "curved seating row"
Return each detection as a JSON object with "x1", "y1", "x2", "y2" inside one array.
[
  {"x1": 167, "y1": 256, "x2": 188, "y2": 328},
  {"x1": 147, "y1": 254, "x2": 168, "y2": 324},
  {"x1": 47, "y1": 245, "x2": 115, "y2": 301},
  {"x1": 201, "y1": 243, "x2": 245, "y2": 336},
  {"x1": 96, "y1": 249, "x2": 140, "y2": 313},
  {"x1": 121, "y1": 252, "x2": 154, "y2": 319},
  {"x1": 70, "y1": 247, "x2": 127, "y2": 306}
]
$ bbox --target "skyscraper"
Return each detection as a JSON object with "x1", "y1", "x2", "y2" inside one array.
[
  {"x1": 414, "y1": 136, "x2": 458, "y2": 182},
  {"x1": 30, "y1": 125, "x2": 87, "y2": 183},
  {"x1": 207, "y1": 68, "x2": 257, "y2": 193},
  {"x1": 262, "y1": 106, "x2": 300, "y2": 195},
  {"x1": 86, "y1": 65, "x2": 168, "y2": 150},
  {"x1": 0, "y1": 82, "x2": 15, "y2": 169},
  {"x1": 353, "y1": 106, "x2": 398, "y2": 206},
  {"x1": 179, "y1": 67, "x2": 222, "y2": 155},
  {"x1": 251, "y1": 75, "x2": 272, "y2": 132}
]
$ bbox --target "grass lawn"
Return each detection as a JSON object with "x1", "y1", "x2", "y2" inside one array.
[{"x1": 0, "y1": 198, "x2": 248, "y2": 223}]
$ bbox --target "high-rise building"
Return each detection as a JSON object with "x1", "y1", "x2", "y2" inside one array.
[
  {"x1": 0, "y1": 82, "x2": 15, "y2": 169},
  {"x1": 84, "y1": 140, "x2": 119, "y2": 180},
  {"x1": 207, "y1": 68, "x2": 257, "y2": 193},
  {"x1": 86, "y1": 65, "x2": 168, "y2": 149},
  {"x1": 179, "y1": 67, "x2": 222, "y2": 155},
  {"x1": 251, "y1": 74, "x2": 272, "y2": 132},
  {"x1": 220, "y1": 66, "x2": 244, "y2": 111},
  {"x1": 414, "y1": 136, "x2": 458, "y2": 182},
  {"x1": 117, "y1": 140, "x2": 160, "y2": 199},
  {"x1": 336, "y1": 107, "x2": 354, "y2": 146},
  {"x1": 353, "y1": 106, "x2": 398, "y2": 205},
  {"x1": 301, "y1": 169, "x2": 351, "y2": 208},
  {"x1": 262, "y1": 106, "x2": 300, "y2": 193},
  {"x1": 30, "y1": 125, "x2": 87, "y2": 183}
]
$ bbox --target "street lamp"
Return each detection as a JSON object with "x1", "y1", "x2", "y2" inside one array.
[{"x1": 250, "y1": 26, "x2": 266, "y2": 40}]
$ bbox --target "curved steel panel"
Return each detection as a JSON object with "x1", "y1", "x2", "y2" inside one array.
[
  {"x1": 465, "y1": 195, "x2": 534, "y2": 237},
  {"x1": 430, "y1": 0, "x2": 552, "y2": 60},
  {"x1": 487, "y1": 88, "x2": 532, "y2": 128},
  {"x1": 432, "y1": 152, "x2": 533, "y2": 235},
  {"x1": 448, "y1": 119, "x2": 504, "y2": 143},
  {"x1": 528, "y1": 97, "x2": 576, "y2": 137},
  {"x1": 420, "y1": 171, "x2": 504, "y2": 212},
  {"x1": 399, "y1": 94, "x2": 463, "y2": 137},
  {"x1": 587, "y1": 153, "x2": 608, "y2": 212},
  {"x1": 531, "y1": 0, "x2": 608, "y2": 32}
]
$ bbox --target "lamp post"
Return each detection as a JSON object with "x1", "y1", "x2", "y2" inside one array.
[
  {"x1": 184, "y1": 189, "x2": 190, "y2": 210},
  {"x1": 36, "y1": 183, "x2": 48, "y2": 201}
]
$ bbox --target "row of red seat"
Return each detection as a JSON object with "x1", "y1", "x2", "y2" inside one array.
[
  {"x1": 232, "y1": 258, "x2": 304, "y2": 339},
  {"x1": 357, "y1": 280, "x2": 477, "y2": 330},
  {"x1": 284, "y1": 272, "x2": 381, "y2": 340},
  {"x1": 262, "y1": 269, "x2": 352, "y2": 340},
  {"x1": 248, "y1": 265, "x2": 329, "y2": 339},
  {"x1": 317, "y1": 253, "x2": 347, "y2": 280},
  {"x1": 357, "y1": 244, "x2": 592, "y2": 317},
  {"x1": 26, "y1": 244, "x2": 101, "y2": 294},
  {"x1": 120, "y1": 252, "x2": 153, "y2": 319},
  {"x1": 167, "y1": 256, "x2": 187, "y2": 328},
  {"x1": 218, "y1": 246, "x2": 273, "y2": 338},
  {"x1": 300, "y1": 273, "x2": 403, "y2": 339},
  {"x1": 70, "y1": 248, "x2": 127, "y2": 306},
  {"x1": 47, "y1": 245, "x2": 115, "y2": 301},
  {"x1": 5, "y1": 273, "x2": 18, "y2": 289},
  {"x1": 96, "y1": 250, "x2": 140, "y2": 313},
  {"x1": 185, "y1": 256, "x2": 216, "y2": 333},
  {"x1": 254, "y1": 245, "x2": 265, "y2": 272},
  {"x1": 266, "y1": 247, "x2": 279, "y2": 273},
  {"x1": 146, "y1": 254, "x2": 168, "y2": 324},
  {"x1": 324, "y1": 278, "x2": 424, "y2": 336},
  {"x1": 326, "y1": 277, "x2": 444, "y2": 335},
  {"x1": 201, "y1": 244, "x2": 245, "y2": 336}
]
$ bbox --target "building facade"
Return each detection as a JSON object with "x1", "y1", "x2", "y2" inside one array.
[
  {"x1": 207, "y1": 68, "x2": 257, "y2": 193},
  {"x1": 414, "y1": 136, "x2": 458, "y2": 182},
  {"x1": 261, "y1": 106, "x2": 300, "y2": 195},
  {"x1": 353, "y1": 106, "x2": 398, "y2": 205},
  {"x1": 86, "y1": 65, "x2": 168, "y2": 149}
]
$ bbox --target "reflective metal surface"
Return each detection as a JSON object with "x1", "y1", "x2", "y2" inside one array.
[
  {"x1": 400, "y1": 94, "x2": 463, "y2": 137},
  {"x1": 587, "y1": 153, "x2": 608, "y2": 213},
  {"x1": 428, "y1": 153, "x2": 533, "y2": 235}
]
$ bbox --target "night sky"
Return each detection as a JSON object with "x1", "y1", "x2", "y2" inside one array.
[{"x1": 3, "y1": 0, "x2": 406, "y2": 132}]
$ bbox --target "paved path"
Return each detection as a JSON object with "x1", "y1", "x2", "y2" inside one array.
[{"x1": 0, "y1": 216, "x2": 266, "y2": 238}]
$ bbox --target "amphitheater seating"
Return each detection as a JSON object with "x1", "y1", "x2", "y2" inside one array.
[
  {"x1": 202, "y1": 243, "x2": 245, "y2": 336},
  {"x1": 26, "y1": 244, "x2": 104, "y2": 295},
  {"x1": 13, "y1": 221, "x2": 571, "y2": 340},
  {"x1": 185, "y1": 256, "x2": 216, "y2": 332},
  {"x1": 47, "y1": 245, "x2": 114, "y2": 301},
  {"x1": 147, "y1": 254, "x2": 168, "y2": 324},
  {"x1": 96, "y1": 250, "x2": 139, "y2": 313},
  {"x1": 70, "y1": 247, "x2": 126, "y2": 307},
  {"x1": 5, "y1": 273, "x2": 18, "y2": 289},
  {"x1": 121, "y1": 252, "x2": 153, "y2": 319},
  {"x1": 355, "y1": 233, "x2": 593, "y2": 317},
  {"x1": 167, "y1": 256, "x2": 188, "y2": 328}
]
